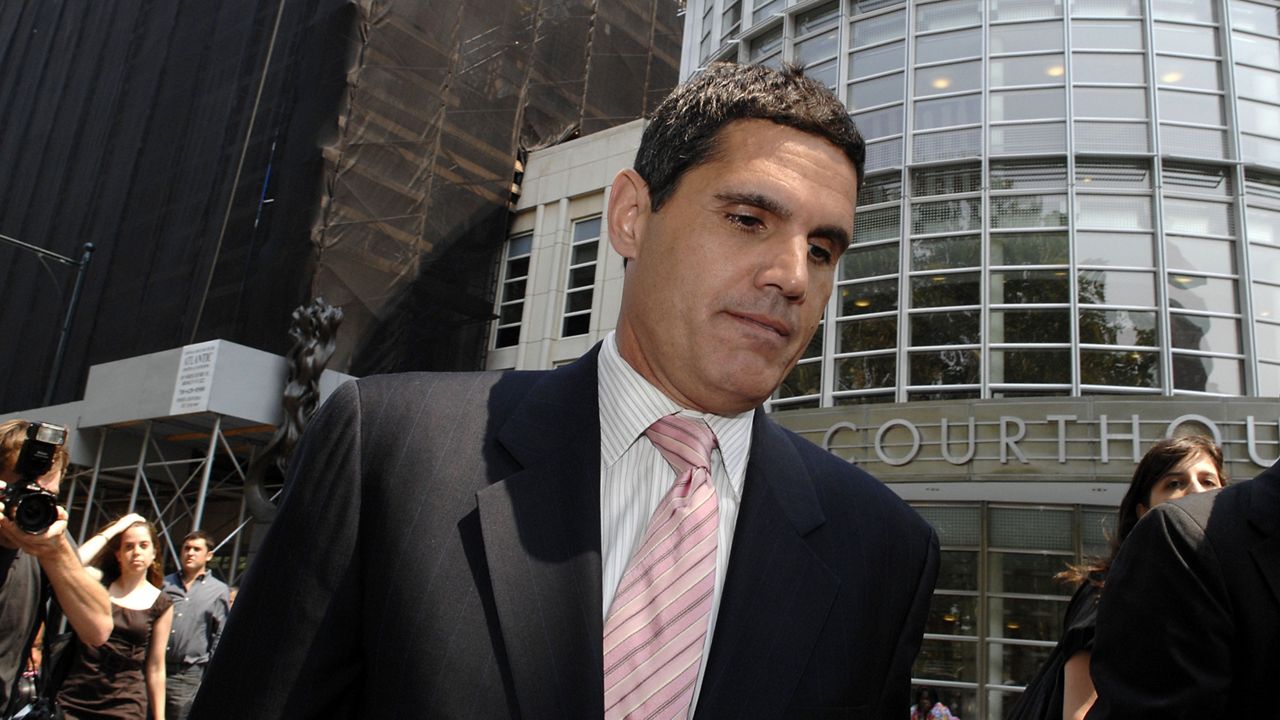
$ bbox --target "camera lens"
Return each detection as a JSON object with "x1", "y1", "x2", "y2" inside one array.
[{"x1": 12, "y1": 491, "x2": 59, "y2": 534}]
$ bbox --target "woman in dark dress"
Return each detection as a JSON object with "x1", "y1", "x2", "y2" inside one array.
[
  {"x1": 1008, "y1": 436, "x2": 1226, "y2": 720},
  {"x1": 58, "y1": 516, "x2": 173, "y2": 720}
]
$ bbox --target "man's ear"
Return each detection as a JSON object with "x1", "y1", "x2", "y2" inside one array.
[{"x1": 608, "y1": 168, "x2": 650, "y2": 261}]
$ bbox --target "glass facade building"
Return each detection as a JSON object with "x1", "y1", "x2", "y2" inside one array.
[
  {"x1": 675, "y1": 1, "x2": 1280, "y2": 716},
  {"x1": 682, "y1": 0, "x2": 1280, "y2": 409}
]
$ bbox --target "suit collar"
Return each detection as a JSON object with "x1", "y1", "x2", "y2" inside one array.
[
  {"x1": 697, "y1": 413, "x2": 837, "y2": 715},
  {"x1": 479, "y1": 347, "x2": 605, "y2": 718}
]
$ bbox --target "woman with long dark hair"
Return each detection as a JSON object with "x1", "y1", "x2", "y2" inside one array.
[
  {"x1": 1008, "y1": 436, "x2": 1225, "y2": 720},
  {"x1": 58, "y1": 515, "x2": 173, "y2": 719}
]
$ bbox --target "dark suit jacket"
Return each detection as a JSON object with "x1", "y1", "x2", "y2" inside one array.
[
  {"x1": 1087, "y1": 459, "x2": 1280, "y2": 718},
  {"x1": 191, "y1": 348, "x2": 939, "y2": 719}
]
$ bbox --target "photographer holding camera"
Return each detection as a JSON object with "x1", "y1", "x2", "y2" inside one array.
[{"x1": 0, "y1": 419, "x2": 112, "y2": 717}]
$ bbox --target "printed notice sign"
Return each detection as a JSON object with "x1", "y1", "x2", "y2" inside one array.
[{"x1": 170, "y1": 341, "x2": 220, "y2": 415}]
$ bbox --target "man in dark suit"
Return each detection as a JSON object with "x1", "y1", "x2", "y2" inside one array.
[
  {"x1": 1086, "y1": 458, "x2": 1280, "y2": 718},
  {"x1": 191, "y1": 62, "x2": 939, "y2": 719}
]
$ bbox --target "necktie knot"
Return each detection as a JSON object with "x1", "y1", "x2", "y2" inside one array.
[{"x1": 643, "y1": 414, "x2": 717, "y2": 479}]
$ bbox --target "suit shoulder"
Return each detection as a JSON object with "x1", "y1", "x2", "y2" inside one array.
[
  {"x1": 328, "y1": 370, "x2": 543, "y2": 421},
  {"x1": 776, "y1": 422, "x2": 934, "y2": 536}
]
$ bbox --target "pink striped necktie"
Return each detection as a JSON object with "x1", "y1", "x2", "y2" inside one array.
[{"x1": 603, "y1": 414, "x2": 719, "y2": 720}]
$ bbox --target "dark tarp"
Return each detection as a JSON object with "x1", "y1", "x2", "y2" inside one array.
[{"x1": 0, "y1": 0, "x2": 680, "y2": 412}]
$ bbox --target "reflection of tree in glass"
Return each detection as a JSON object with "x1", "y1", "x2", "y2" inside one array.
[
  {"x1": 990, "y1": 193, "x2": 1068, "y2": 229},
  {"x1": 779, "y1": 361, "x2": 821, "y2": 398},
  {"x1": 838, "y1": 354, "x2": 896, "y2": 390},
  {"x1": 911, "y1": 234, "x2": 980, "y2": 271},
  {"x1": 1078, "y1": 271, "x2": 1159, "y2": 386}
]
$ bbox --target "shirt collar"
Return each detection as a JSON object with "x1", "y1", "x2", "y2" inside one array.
[{"x1": 598, "y1": 332, "x2": 754, "y2": 498}]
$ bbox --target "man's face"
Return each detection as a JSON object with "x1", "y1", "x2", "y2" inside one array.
[
  {"x1": 610, "y1": 119, "x2": 858, "y2": 415},
  {"x1": 181, "y1": 538, "x2": 213, "y2": 574}
]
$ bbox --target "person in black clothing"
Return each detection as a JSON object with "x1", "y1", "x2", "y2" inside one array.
[
  {"x1": 1007, "y1": 435, "x2": 1225, "y2": 720},
  {"x1": 0, "y1": 419, "x2": 112, "y2": 718}
]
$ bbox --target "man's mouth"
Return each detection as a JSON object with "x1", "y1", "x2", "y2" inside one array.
[{"x1": 730, "y1": 311, "x2": 791, "y2": 337}]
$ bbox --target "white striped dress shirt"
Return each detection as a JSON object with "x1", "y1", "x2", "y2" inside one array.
[{"x1": 597, "y1": 331, "x2": 754, "y2": 712}]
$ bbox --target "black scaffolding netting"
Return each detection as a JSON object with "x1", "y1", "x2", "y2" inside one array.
[{"x1": 0, "y1": 0, "x2": 681, "y2": 412}]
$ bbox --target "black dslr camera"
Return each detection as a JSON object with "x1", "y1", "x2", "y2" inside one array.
[{"x1": 2, "y1": 422, "x2": 67, "y2": 534}]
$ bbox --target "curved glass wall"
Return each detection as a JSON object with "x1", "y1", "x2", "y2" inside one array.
[{"x1": 686, "y1": 0, "x2": 1280, "y2": 407}]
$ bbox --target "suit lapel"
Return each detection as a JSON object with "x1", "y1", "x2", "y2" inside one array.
[
  {"x1": 477, "y1": 348, "x2": 605, "y2": 718},
  {"x1": 696, "y1": 412, "x2": 840, "y2": 716}
]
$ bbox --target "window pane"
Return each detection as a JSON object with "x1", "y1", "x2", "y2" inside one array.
[
  {"x1": 1076, "y1": 232, "x2": 1153, "y2": 266},
  {"x1": 991, "y1": 54, "x2": 1066, "y2": 86},
  {"x1": 1256, "y1": 320, "x2": 1280, "y2": 360},
  {"x1": 836, "y1": 353, "x2": 897, "y2": 389},
  {"x1": 1074, "y1": 87, "x2": 1148, "y2": 119},
  {"x1": 917, "y1": 0, "x2": 983, "y2": 32},
  {"x1": 1170, "y1": 313, "x2": 1239, "y2": 352},
  {"x1": 854, "y1": 205, "x2": 902, "y2": 244},
  {"x1": 1232, "y1": 0, "x2": 1280, "y2": 34},
  {"x1": 914, "y1": 94, "x2": 982, "y2": 129},
  {"x1": 916, "y1": 27, "x2": 982, "y2": 63},
  {"x1": 568, "y1": 265, "x2": 595, "y2": 290},
  {"x1": 1236, "y1": 65, "x2": 1280, "y2": 103},
  {"x1": 1080, "y1": 349, "x2": 1160, "y2": 387},
  {"x1": 848, "y1": 72, "x2": 905, "y2": 109},
  {"x1": 991, "y1": 0, "x2": 1063, "y2": 21},
  {"x1": 860, "y1": 171, "x2": 905, "y2": 205},
  {"x1": 1252, "y1": 246, "x2": 1280, "y2": 285},
  {"x1": 796, "y1": 28, "x2": 839, "y2": 66},
  {"x1": 797, "y1": 1, "x2": 840, "y2": 34},
  {"x1": 1071, "y1": 20, "x2": 1143, "y2": 50},
  {"x1": 912, "y1": 234, "x2": 982, "y2": 270},
  {"x1": 991, "y1": 309, "x2": 1072, "y2": 342},
  {"x1": 912, "y1": 198, "x2": 983, "y2": 234},
  {"x1": 1163, "y1": 198, "x2": 1233, "y2": 237},
  {"x1": 1247, "y1": 206, "x2": 1280, "y2": 245},
  {"x1": 565, "y1": 287, "x2": 592, "y2": 311},
  {"x1": 1234, "y1": 33, "x2": 1280, "y2": 68},
  {"x1": 852, "y1": 104, "x2": 905, "y2": 140},
  {"x1": 990, "y1": 88, "x2": 1065, "y2": 121},
  {"x1": 572, "y1": 216, "x2": 601, "y2": 241},
  {"x1": 777, "y1": 360, "x2": 821, "y2": 398},
  {"x1": 851, "y1": 9, "x2": 906, "y2": 47},
  {"x1": 994, "y1": 642, "x2": 1058, "y2": 686},
  {"x1": 913, "y1": 162, "x2": 983, "y2": 196},
  {"x1": 990, "y1": 159, "x2": 1068, "y2": 190},
  {"x1": 1079, "y1": 308, "x2": 1159, "y2": 345},
  {"x1": 507, "y1": 256, "x2": 530, "y2": 279},
  {"x1": 916, "y1": 61, "x2": 982, "y2": 96},
  {"x1": 1071, "y1": 0, "x2": 1142, "y2": 16},
  {"x1": 991, "y1": 231, "x2": 1069, "y2": 265},
  {"x1": 562, "y1": 313, "x2": 590, "y2": 337},
  {"x1": 1158, "y1": 90, "x2": 1225, "y2": 126},
  {"x1": 990, "y1": 21, "x2": 1063, "y2": 53},
  {"x1": 507, "y1": 233, "x2": 532, "y2": 257},
  {"x1": 1154, "y1": 22, "x2": 1219, "y2": 57},
  {"x1": 1078, "y1": 269, "x2": 1156, "y2": 305},
  {"x1": 914, "y1": 638, "x2": 979, "y2": 683},
  {"x1": 1163, "y1": 162, "x2": 1232, "y2": 196},
  {"x1": 990, "y1": 193, "x2": 1069, "y2": 228},
  {"x1": 571, "y1": 241, "x2": 598, "y2": 266},
  {"x1": 912, "y1": 310, "x2": 981, "y2": 345},
  {"x1": 1167, "y1": 275, "x2": 1238, "y2": 313},
  {"x1": 1173, "y1": 354, "x2": 1243, "y2": 394},
  {"x1": 850, "y1": 40, "x2": 905, "y2": 79},
  {"x1": 991, "y1": 269, "x2": 1071, "y2": 303},
  {"x1": 910, "y1": 348, "x2": 981, "y2": 384},
  {"x1": 1073, "y1": 52, "x2": 1145, "y2": 83},
  {"x1": 1166, "y1": 235, "x2": 1234, "y2": 274},
  {"x1": 748, "y1": 24, "x2": 784, "y2": 59},
  {"x1": 838, "y1": 315, "x2": 898, "y2": 352},
  {"x1": 501, "y1": 278, "x2": 527, "y2": 304},
  {"x1": 988, "y1": 551, "x2": 1071, "y2": 590},
  {"x1": 1075, "y1": 159, "x2": 1151, "y2": 189},
  {"x1": 992, "y1": 349, "x2": 1073, "y2": 382},
  {"x1": 926, "y1": 594, "x2": 979, "y2": 635},
  {"x1": 841, "y1": 278, "x2": 900, "y2": 314},
  {"x1": 842, "y1": 242, "x2": 900, "y2": 279},
  {"x1": 499, "y1": 301, "x2": 525, "y2": 325},
  {"x1": 495, "y1": 326, "x2": 521, "y2": 348},
  {"x1": 1152, "y1": 0, "x2": 1217, "y2": 23},
  {"x1": 1156, "y1": 55, "x2": 1222, "y2": 90},
  {"x1": 1076, "y1": 194, "x2": 1152, "y2": 230},
  {"x1": 912, "y1": 271, "x2": 981, "y2": 307},
  {"x1": 1255, "y1": 284, "x2": 1280, "y2": 324},
  {"x1": 1238, "y1": 99, "x2": 1280, "y2": 137}
]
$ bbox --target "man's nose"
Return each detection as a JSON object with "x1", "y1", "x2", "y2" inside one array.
[{"x1": 756, "y1": 235, "x2": 809, "y2": 300}]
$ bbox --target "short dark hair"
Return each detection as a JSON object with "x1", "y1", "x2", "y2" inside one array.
[
  {"x1": 635, "y1": 62, "x2": 865, "y2": 212},
  {"x1": 183, "y1": 529, "x2": 216, "y2": 550}
]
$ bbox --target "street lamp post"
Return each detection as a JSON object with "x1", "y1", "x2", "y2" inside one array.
[{"x1": 0, "y1": 233, "x2": 95, "y2": 406}]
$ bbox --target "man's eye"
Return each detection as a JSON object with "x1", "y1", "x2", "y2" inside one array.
[
  {"x1": 809, "y1": 243, "x2": 833, "y2": 264},
  {"x1": 727, "y1": 213, "x2": 763, "y2": 229}
]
